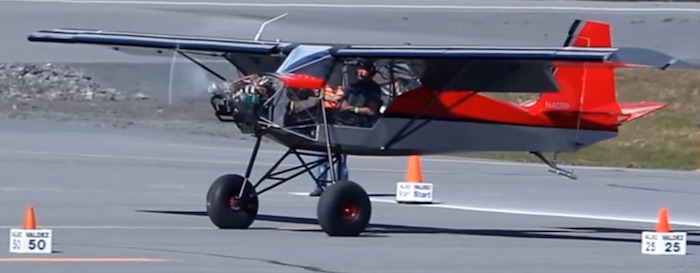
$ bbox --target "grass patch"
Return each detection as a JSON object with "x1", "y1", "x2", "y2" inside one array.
[{"x1": 460, "y1": 69, "x2": 700, "y2": 170}]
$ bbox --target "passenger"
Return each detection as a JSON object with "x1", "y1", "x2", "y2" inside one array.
[
  {"x1": 309, "y1": 85, "x2": 349, "y2": 196},
  {"x1": 309, "y1": 152, "x2": 349, "y2": 196},
  {"x1": 287, "y1": 86, "x2": 342, "y2": 114},
  {"x1": 285, "y1": 85, "x2": 344, "y2": 129}
]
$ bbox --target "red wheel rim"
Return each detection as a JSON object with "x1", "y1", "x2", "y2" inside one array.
[
  {"x1": 229, "y1": 197, "x2": 241, "y2": 210},
  {"x1": 342, "y1": 203, "x2": 357, "y2": 220}
]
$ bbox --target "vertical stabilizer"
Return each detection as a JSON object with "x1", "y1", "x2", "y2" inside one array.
[{"x1": 525, "y1": 19, "x2": 665, "y2": 127}]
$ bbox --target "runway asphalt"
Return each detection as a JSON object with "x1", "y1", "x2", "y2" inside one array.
[
  {"x1": 1, "y1": 117, "x2": 700, "y2": 272},
  {"x1": 4, "y1": 0, "x2": 700, "y2": 63}
]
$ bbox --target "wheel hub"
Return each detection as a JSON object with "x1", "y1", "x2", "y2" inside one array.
[
  {"x1": 341, "y1": 203, "x2": 357, "y2": 220},
  {"x1": 229, "y1": 197, "x2": 242, "y2": 210}
]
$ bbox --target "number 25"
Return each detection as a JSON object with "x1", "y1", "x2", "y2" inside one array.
[
  {"x1": 645, "y1": 241, "x2": 655, "y2": 251},
  {"x1": 665, "y1": 242, "x2": 680, "y2": 252}
]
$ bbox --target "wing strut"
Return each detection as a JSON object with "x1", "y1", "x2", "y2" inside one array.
[
  {"x1": 319, "y1": 63, "x2": 341, "y2": 182},
  {"x1": 164, "y1": 45, "x2": 227, "y2": 105},
  {"x1": 175, "y1": 49, "x2": 228, "y2": 81}
]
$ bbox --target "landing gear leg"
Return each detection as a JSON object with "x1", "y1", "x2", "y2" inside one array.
[
  {"x1": 206, "y1": 173, "x2": 259, "y2": 229},
  {"x1": 530, "y1": 151, "x2": 578, "y2": 180},
  {"x1": 204, "y1": 135, "x2": 371, "y2": 236},
  {"x1": 206, "y1": 135, "x2": 263, "y2": 229}
]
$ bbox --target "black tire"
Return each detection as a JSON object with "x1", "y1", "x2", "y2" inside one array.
[
  {"x1": 316, "y1": 181, "x2": 371, "y2": 236},
  {"x1": 206, "y1": 174, "x2": 259, "y2": 229}
]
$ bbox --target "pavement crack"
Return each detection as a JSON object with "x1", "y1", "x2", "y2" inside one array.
[{"x1": 61, "y1": 243, "x2": 349, "y2": 273}]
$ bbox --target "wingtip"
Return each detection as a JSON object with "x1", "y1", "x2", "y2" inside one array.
[
  {"x1": 663, "y1": 58, "x2": 700, "y2": 70},
  {"x1": 609, "y1": 47, "x2": 700, "y2": 70},
  {"x1": 26, "y1": 28, "x2": 93, "y2": 42}
]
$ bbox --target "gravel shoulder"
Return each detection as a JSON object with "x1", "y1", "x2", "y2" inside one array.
[{"x1": 0, "y1": 62, "x2": 251, "y2": 141}]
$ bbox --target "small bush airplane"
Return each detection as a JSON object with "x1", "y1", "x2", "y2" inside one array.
[{"x1": 26, "y1": 19, "x2": 699, "y2": 237}]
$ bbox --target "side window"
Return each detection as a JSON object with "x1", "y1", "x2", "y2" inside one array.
[
  {"x1": 373, "y1": 61, "x2": 423, "y2": 114},
  {"x1": 330, "y1": 59, "x2": 385, "y2": 128}
]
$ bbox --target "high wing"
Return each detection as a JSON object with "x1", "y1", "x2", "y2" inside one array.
[
  {"x1": 27, "y1": 28, "x2": 295, "y2": 76},
  {"x1": 27, "y1": 28, "x2": 699, "y2": 93}
]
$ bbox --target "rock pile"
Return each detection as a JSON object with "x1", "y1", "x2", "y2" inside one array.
[{"x1": 0, "y1": 63, "x2": 148, "y2": 102}]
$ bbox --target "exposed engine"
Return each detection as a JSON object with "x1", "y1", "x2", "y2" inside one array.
[{"x1": 208, "y1": 74, "x2": 278, "y2": 134}]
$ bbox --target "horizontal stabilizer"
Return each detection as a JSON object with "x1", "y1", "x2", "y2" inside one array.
[{"x1": 617, "y1": 102, "x2": 667, "y2": 123}]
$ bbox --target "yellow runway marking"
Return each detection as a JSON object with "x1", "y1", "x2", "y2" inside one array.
[{"x1": 0, "y1": 257, "x2": 167, "y2": 262}]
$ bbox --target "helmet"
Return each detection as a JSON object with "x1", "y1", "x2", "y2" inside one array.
[{"x1": 355, "y1": 58, "x2": 374, "y2": 71}]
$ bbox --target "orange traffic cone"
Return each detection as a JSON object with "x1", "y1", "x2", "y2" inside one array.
[
  {"x1": 405, "y1": 155, "x2": 423, "y2": 183},
  {"x1": 396, "y1": 155, "x2": 433, "y2": 204},
  {"x1": 655, "y1": 207, "x2": 671, "y2": 232},
  {"x1": 23, "y1": 205, "x2": 36, "y2": 230}
]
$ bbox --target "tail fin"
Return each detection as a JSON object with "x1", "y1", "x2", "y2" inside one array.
[{"x1": 524, "y1": 19, "x2": 666, "y2": 127}]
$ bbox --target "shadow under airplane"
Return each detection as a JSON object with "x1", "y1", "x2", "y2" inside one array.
[{"x1": 136, "y1": 209, "x2": 700, "y2": 247}]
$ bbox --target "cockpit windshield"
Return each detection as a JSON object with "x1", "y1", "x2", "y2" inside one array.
[{"x1": 276, "y1": 45, "x2": 336, "y2": 80}]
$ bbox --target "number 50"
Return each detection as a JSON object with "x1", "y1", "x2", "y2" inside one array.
[
  {"x1": 28, "y1": 239, "x2": 46, "y2": 250},
  {"x1": 11, "y1": 239, "x2": 20, "y2": 250}
]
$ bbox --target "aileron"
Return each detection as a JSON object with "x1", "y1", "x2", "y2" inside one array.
[{"x1": 332, "y1": 47, "x2": 611, "y2": 62}]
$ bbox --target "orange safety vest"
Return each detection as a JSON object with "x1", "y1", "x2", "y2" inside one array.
[{"x1": 323, "y1": 86, "x2": 343, "y2": 108}]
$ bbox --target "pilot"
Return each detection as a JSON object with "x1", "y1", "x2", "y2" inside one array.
[
  {"x1": 336, "y1": 58, "x2": 383, "y2": 127},
  {"x1": 309, "y1": 59, "x2": 382, "y2": 196}
]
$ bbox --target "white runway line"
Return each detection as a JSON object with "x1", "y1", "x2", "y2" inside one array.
[
  {"x1": 0, "y1": 148, "x2": 451, "y2": 174},
  {"x1": 4, "y1": 0, "x2": 700, "y2": 12},
  {"x1": 288, "y1": 192, "x2": 700, "y2": 228}
]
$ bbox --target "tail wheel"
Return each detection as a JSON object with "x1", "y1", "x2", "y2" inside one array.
[
  {"x1": 206, "y1": 174, "x2": 259, "y2": 229},
  {"x1": 317, "y1": 181, "x2": 371, "y2": 236}
]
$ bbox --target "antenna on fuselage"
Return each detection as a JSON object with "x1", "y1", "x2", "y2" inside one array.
[{"x1": 254, "y1": 13, "x2": 289, "y2": 41}]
